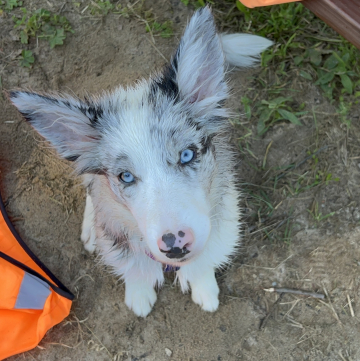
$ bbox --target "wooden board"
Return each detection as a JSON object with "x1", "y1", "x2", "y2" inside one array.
[{"x1": 302, "y1": 0, "x2": 360, "y2": 49}]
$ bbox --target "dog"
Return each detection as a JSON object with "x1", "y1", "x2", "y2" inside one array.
[{"x1": 9, "y1": 7, "x2": 272, "y2": 317}]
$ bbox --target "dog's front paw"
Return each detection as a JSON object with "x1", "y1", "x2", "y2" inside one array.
[
  {"x1": 191, "y1": 281, "x2": 219, "y2": 312},
  {"x1": 125, "y1": 282, "x2": 157, "y2": 317},
  {"x1": 188, "y1": 268, "x2": 220, "y2": 312}
]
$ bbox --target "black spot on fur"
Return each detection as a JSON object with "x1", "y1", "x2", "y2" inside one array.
[
  {"x1": 149, "y1": 125, "x2": 158, "y2": 135},
  {"x1": 188, "y1": 144, "x2": 199, "y2": 152},
  {"x1": 88, "y1": 105, "x2": 103, "y2": 125},
  {"x1": 78, "y1": 101, "x2": 104, "y2": 127},
  {"x1": 65, "y1": 154, "x2": 80, "y2": 162},
  {"x1": 86, "y1": 180, "x2": 94, "y2": 194},
  {"x1": 218, "y1": 99, "x2": 226, "y2": 108},
  {"x1": 178, "y1": 231, "x2": 185, "y2": 237},
  {"x1": 116, "y1": 154, "x2": 129, "y2": 164},
  {"x1": 33, "y1": 92, "x2": 60, "y2": 104},
  {"x1": 185, "y1": 118, "x2": 202, "y2": 132},
  {"x1": 169, "y1": 128, "x2": 177, "y2": 138},
  {"x1": 158, "y1": 64, "x2": 178, "y2": 100},
  {"x1": 18, "y1": 111, "x2": 33, "y2": 123},
  {"x1": 63, "y1": 100, "x2": 71, "y2": 108},
  {"x1": 149, "y1": 49, "x2": 180, "y2": 103},
  {"x1": 101, "y1": 225, "x2": 129, "y2": 253},
  {"x1": 8, "y1": 91, "x2": 20, "y2": 99},
  {"x1": 111, "y1": 233, "x2": 128, "y2": 249},
  {"x1": 209, "y1": 116, "x2": 225, "y2": 125},
  {"x1": 200, "y1": 135, "x2": 214, "y2": 155},
  {"x1": 37, "y1": 93, "x2": 59, "y2": 104},
  {"x1": 78, "y1": 166, "x2": 107, "y2": 176}
]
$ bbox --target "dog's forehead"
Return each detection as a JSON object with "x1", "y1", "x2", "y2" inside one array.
[
  {"x1": 113, "y1": 86, "x2": 199, "y2": 134},
  {"x1": 100, "y1": 87, "x2": 203, "y2": 166}
]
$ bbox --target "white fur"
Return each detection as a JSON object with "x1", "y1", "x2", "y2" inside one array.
[
  {"x1": 80, "y1": 193, "x2": 97, "y2": 253},
  {"x1": 189, "y1": 268, "x2": 219, "y2": 311},
  {"x1": 125, "y1": 279, "x2": 157, "y2": 317},
  {"x1": 9, "y1": 7, "x2": 272, "y2": 317}
]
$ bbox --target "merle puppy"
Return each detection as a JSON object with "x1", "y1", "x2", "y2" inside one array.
[{"x1": 9, "y1": 7, "x2": 272, "y2": 317}]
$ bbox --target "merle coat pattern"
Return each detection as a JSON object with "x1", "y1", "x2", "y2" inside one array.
[{"x1": 9, "y1": 7, "x2": 272, "y2": 317}]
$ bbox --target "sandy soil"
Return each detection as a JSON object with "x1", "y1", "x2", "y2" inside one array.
[{"x1": 1, "y1": 1, "x2": 360, "y2": 360}]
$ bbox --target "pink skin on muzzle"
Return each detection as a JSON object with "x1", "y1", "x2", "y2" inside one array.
[{"x1": 157, "y1": 229, "x2": 194, "y2": 259}]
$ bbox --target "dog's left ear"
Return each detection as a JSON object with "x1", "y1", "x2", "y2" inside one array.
[{"x1": 172, "y1": 7, "x2": 227, "y2": 118}]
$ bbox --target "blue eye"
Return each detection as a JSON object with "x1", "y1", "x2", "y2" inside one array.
[
  {"x1": 180, "y1": 149, "x2": 195, "y2": 164},
  {"x1": 119, "y1": 172, "x2": 135, "y2": 184}
]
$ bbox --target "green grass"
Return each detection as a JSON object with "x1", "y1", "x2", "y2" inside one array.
[
  {"x1": 183, "y1": 1, "x2": 353, "y2": 241},
  {"x1": 234, "y1": 2, "x2": 359, "y2": 89},
  {"x1": 242, "y1": 96, "x2": 305, "y2": 135},
  {"x1": 282, "y1": 216, "x2": 293, "y2": 244},
  {"x1": 281, "y1": 169, "x2": 339, "y2": 196},
  {"x1": 308, "y1": 201, "x2": 335, "y2": 224},
  {"x1": 146, "y1": 20, "x2": 173, "y2": 38},
  {"x1": 87, "y1": 0, "x2": 115, "y2": 16},
  {"x1": 1, "y1": 0, "x2": 176, "y2": 69},
  {"x1": 0, "y1": 2, "x2": 74, "y2": 68},
  {"x1": 19, "y1": 49, "x2": 34, "y2": 67},
  {"x1": 0, "y1": 0, "x2": 22, "y2": 11},
  {"x1": 83, "y1": 1, "x2": 173, "y2": 38},
  {"x1": 181, "y1": 0, "x2": 209, "y2": 8},
  {"x1": 202, "y1": 1, "x2": 360, "y2": 133},
  {"x1": 245, "y1": 187, "x2": 275, "y2": 220},
  {"x1": 83, "y1": 0, "x2": 130, "y2": 17},
  {"x1": 12, "y1": 8, "x2": 73, "y2": 48}
]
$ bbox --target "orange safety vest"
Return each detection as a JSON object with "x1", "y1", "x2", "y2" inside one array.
[
  {"x1": 239, "y1": 0, "x2": 301, "y2": 7},
  {"x1": 0, "y1": 190, "x2": 74, "y2": 360}
]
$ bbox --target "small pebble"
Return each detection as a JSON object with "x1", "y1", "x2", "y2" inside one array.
[{"x1": 165, "y1": 348, "x2": 172, "y2": 357}]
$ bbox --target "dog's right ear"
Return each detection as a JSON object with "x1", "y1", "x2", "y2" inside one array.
[{"x1": 9, "y1": 91, "x2": 103, "y2": 173}]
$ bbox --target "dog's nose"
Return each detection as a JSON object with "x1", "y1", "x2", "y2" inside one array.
[{"x1": 157, "y1": 229, "x2": 194, "y2": 259}]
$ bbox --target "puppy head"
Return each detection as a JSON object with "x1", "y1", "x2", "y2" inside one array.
[{"x1": 9, "y1": 7, "x2": 233, "y2": 266}]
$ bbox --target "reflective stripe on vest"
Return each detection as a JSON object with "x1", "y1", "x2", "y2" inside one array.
[{"x1": 14, "y1": 272, "x2": 51, "y2": 310}]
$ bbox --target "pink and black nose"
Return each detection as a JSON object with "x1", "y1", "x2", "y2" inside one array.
[{"x1": 157, "y1": 230, "x2": 194, "y2": 259}]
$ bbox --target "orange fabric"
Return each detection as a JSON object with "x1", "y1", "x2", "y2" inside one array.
[
  {"x1": 239, "y1": 0, "x2": 301, "y2": 7},
  {"x1": 0, "y1": 258, "x2": 24, "y2": 310},
  {"x1": 0, "y1": 194, "x2": 73, "y2": 360}
]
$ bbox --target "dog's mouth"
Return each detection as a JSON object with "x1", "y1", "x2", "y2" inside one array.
[
  {"x1": 146, "y1": 249, "x2": 191, "y2": 266},
  {"x1": 159, "y1": 246, "x2": 191, "y2": 259}
]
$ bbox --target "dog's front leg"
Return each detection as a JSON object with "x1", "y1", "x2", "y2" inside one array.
[
  {"x1": 189, "y1": 268, "x2": 219, "y2": 312},
  {"x1": 123, "y1": 254, "x2": 164, "y2": 318},
  {"x1": 178, "y1": 262, "x2": 219, "y2": 312},
  {"x1": 80, "y1": 193, "x2": 97, "y2": 253},
  {"x1": 96, "y1": 232, "x2": 164, "y2": 317}
]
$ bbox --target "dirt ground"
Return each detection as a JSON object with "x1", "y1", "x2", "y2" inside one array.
[{"x1": 1, "y1": 1, "x2": 360, "y2": 360}]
